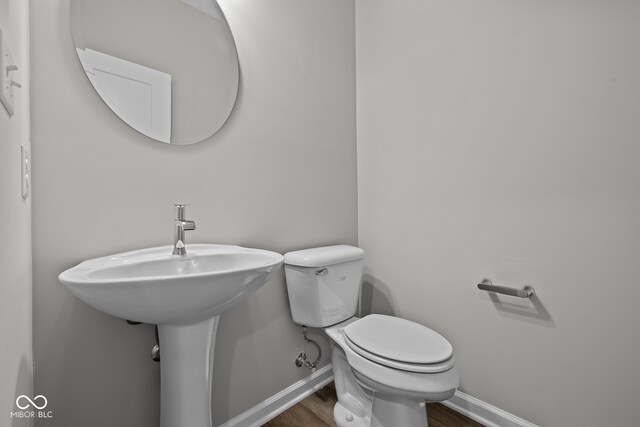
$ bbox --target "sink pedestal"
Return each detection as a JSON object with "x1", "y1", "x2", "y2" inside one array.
[{"x1": 158, "y1": 316, "x2": 220, "y2": 427}]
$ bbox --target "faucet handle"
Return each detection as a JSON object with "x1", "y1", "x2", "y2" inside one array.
[{"x1": 174, "y1": 203, "x2": 190, "y2": 220}]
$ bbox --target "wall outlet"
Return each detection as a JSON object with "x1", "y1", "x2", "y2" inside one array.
[{"x1": 0, "y1": 28, "x2": 20, "y2": 117}]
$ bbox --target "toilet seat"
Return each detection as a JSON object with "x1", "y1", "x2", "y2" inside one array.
[{"x1": 343, "y1": 314, "x2": 454, "y2": 373}]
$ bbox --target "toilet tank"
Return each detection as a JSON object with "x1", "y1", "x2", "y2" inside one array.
[{"x1": 284, "y1": 245, "x2": 365, "y2": 328}]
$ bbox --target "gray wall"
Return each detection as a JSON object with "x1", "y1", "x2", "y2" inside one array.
[
  {"x1": 0, "y1": 0, "x2": 32, "y2": 425},
  {"x1": 30, "y1": 0, "x2": 356, "y2": 426},
  {"x1": 356, "y1": 1, "x2": 640, "y2": 426}
]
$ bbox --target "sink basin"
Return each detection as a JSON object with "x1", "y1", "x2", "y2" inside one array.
[
  {"x1": 59, "y1": 243, "x2": 284, "y2": 427},
  {"x1": 59, "y1": 244, "x2": 283, "y2": 325}
]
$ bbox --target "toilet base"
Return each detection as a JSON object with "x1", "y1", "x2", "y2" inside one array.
[
  {"x1": 334, "y1": 401, "x2": 370, "y2": 427},
  {"x1": 333, "y1": 394, "x2": 430, "y2": 427},
  {"x1": 370, "y1": 394, "x2": 428, "y2": 427}
]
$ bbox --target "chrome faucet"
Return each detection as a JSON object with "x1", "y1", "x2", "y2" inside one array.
[{"x1": 173, "y1": 204, "x2": 196, "y2": 255}]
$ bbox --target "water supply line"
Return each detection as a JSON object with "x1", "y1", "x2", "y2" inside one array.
[
  {"x1": 126, "y1": 320, "x2": 160, "y2": 362},
  {"x1": 295, "y1": 326, "x2": 321, "y2": 373},
  {"x1": 151, "y1": 325, "x2": 161, "y2": 362}
]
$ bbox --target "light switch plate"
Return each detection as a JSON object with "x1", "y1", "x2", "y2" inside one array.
[
  {"x1": 21, "y1": 146, "x2": 30, "y2": 199},
  {"x1": 0, "y1": 28, "x2": 16, "y2": 117}
]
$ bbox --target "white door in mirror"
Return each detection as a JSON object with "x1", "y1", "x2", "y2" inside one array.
[{"x1": 76, "y1": 48, "x2": 172, "y2": 143}]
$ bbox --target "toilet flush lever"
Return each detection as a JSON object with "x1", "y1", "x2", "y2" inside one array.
[{"x1": 315, "y1": 268, "x2": 328, "y2": 276}]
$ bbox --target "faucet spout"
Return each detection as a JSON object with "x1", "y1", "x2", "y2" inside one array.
[
  {"x1": 172, "y1": 205, "x2": 196, "y2": 255},
  {"x1": 177, "y1": 220, "x2": 196, "y2": 231}
]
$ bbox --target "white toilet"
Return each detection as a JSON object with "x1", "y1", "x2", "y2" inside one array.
[{"x1": 284, "y1": 245, "x2": 459, "y2": 427}]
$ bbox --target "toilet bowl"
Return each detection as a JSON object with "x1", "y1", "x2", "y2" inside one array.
[
  {"x1": 325, "y1": 316, "x2": 458, "y2": 427},
  {"x1": 283, "y1": 245, "x2": 459, "y2": 427}
]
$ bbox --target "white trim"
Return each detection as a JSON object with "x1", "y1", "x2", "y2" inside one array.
[
  {"x1": 442, "y1": 390, "x2": 538, "y2": 427},
  {"x1": 219, "y1": 364, "x2": 334, "y2": 427}
]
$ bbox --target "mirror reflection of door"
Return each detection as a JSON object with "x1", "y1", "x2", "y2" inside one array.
[
  {"x1": 70, "y1": 0, "x2": 239, "y2": 145},
  {"x1": 77, "y1": 48, "x2": 172, "y2": 143}
]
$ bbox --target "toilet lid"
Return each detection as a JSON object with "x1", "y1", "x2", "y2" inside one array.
[
  {"x1": 344, "y1": 335, "x2": 455, "y2": 373},
  {"x1": 344, "y1": 314, "x2": 453, "y2": 365}
]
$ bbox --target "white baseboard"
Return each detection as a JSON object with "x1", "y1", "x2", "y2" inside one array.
[
  {"x1": 219, "y1": 364, "x2": 334, "y2": 427},
  {"x1": 442, "y1": 390, "x2": 538, "y2": 427}
]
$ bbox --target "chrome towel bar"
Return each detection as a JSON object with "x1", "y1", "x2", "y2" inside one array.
[{"x1": 477, "y1": 279, "x2": 535, "y2": 298}]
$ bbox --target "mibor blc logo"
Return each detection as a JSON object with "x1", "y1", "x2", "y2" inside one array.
[{"x1": 11, "y1": 395, "x2": 53, "y2": 419}]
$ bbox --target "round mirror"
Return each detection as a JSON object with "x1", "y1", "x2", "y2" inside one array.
[{"x1": 70, "y1": 0, "x2": 239, "y2": 145}]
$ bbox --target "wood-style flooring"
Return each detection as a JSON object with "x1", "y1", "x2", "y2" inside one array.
[{"x1": 263, "y1": 383, "x2": 484, "y2": 427}]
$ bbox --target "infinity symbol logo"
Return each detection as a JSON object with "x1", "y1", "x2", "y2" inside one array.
[{"x1": 16, "y1": 395, "x2": 48, "y2": 410}]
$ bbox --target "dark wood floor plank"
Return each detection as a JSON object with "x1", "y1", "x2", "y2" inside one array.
[
  {"x1": 267, "y1": 401, "x2": 332, "y2": 427},
  {"x1": 427, "y1": 403, "x2": 484, "y2": 427},
  {"x1": 299, "y1": 386, "x2": 338, "y2": 426},
  {"x1": 427, "y1": 417, "x2": 448, "y2": 427}
]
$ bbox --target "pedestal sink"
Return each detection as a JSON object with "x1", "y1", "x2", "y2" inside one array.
[{"x1": 58, "y1": 244, "x2": 284, "y2": 427}]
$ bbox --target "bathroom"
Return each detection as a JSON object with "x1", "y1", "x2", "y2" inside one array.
[{"x1": 1, "y1": 0, "x2": 639, "y2": 426}]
